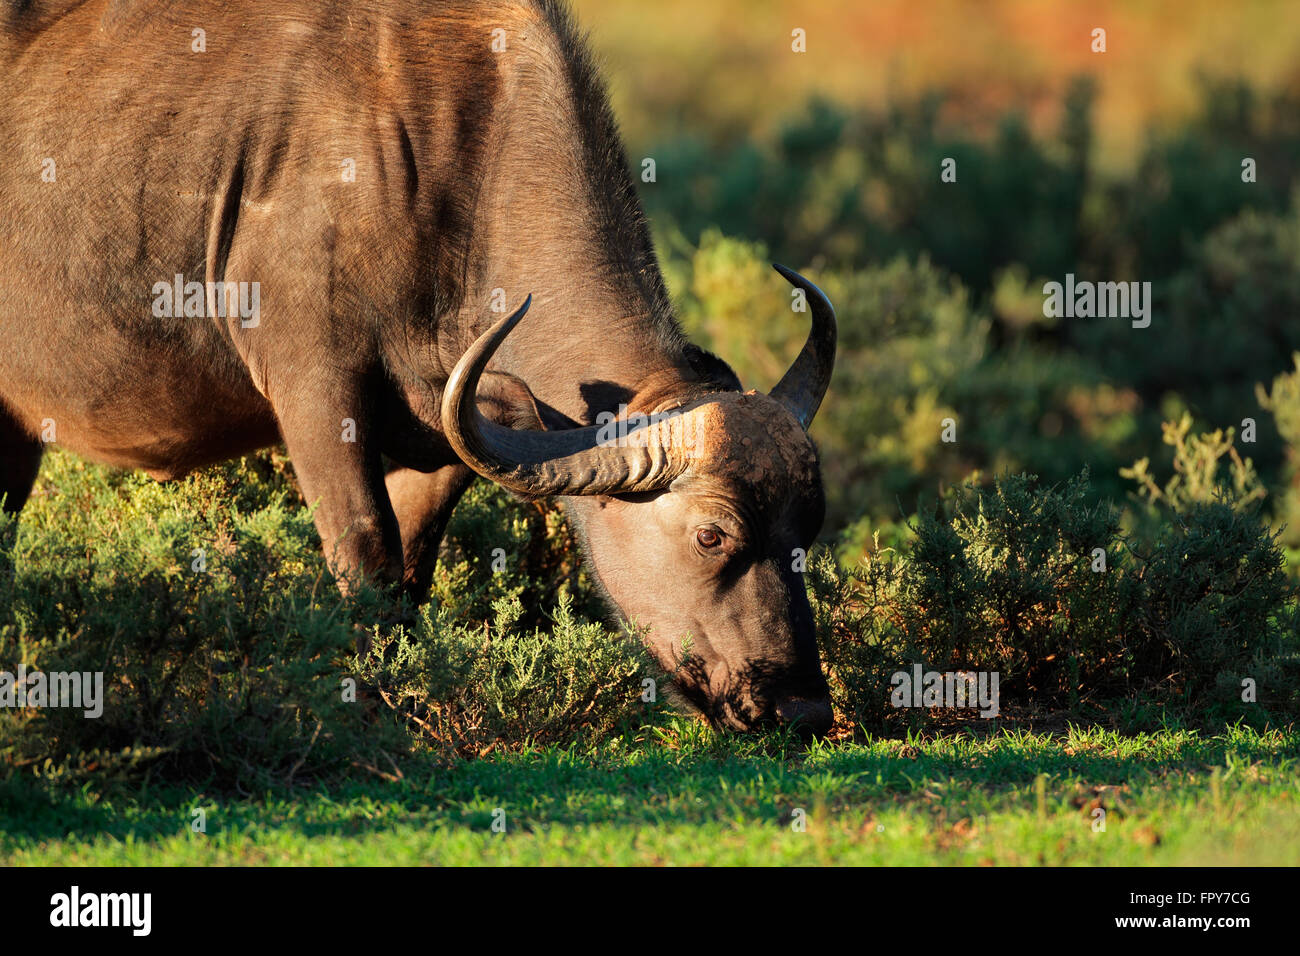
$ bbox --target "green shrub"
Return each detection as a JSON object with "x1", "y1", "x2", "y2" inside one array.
[
  {"x1": 1121, "y1": 412, "x2": 1265, "y2": 517},
  {"x1": 359, "y1": 593, "x2": 657, "y2": 756},
  {"x1": 817, "y1": 468, "x2": 1299, "y2": 733},
  {"x1": 1136, "y1": 499, "x2": 1296, "y2": 716},
  {"x1": 0, "y1": 452, "x2": 388, "y2": 790},
  {"x1": 0, "y1": 452, "x2": 656, "y2": 791},
  {"x1": 360, "y1": 480, "x2": 662, "y2": 755},
  {"x1": 648, "y1": 78, "x2": 1299, "y2": 298},
  {"x1": 1257, "y1": 354, "x2": 1300, "y2": 550}
]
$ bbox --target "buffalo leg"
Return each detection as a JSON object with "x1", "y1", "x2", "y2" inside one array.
[
  {"x1": 0, "y1": 408, "x2": 42, "y2": 515},
  {"x1": 275, "y1": 393, "x2": 403, "y2": 593},
  {"x1": 385, "y1": 463, "x2": 475, "y2": 602}
]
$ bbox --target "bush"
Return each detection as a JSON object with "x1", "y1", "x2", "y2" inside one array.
[
  {"x1": 816, "y1": 468, "x2": 1299, "y2": 733},
  {"x1": 4, "y1": 432, "x2": 1294, "y2": 791},
  {"x1": 361, "y1": 480, "x2": 662, "y2": 755},
  {"x1": 648, "y1": 88, "x2": 1093, "y2": 293},
  {"x1": 360, "y1": 593, "x2": 657, "y2": 756},
  {"x1": 426, "y1": 480, "x2": 605, "y2": 630},
  {"x1": 1121, "y1": 412, "x2": 1265, "y2": 518},
  {"x1": 0, "y1": 451, "x2": 386, "y2": 790},
  {"x1": 648, "y1": 78, "x2": 1300, "y2": 299},
  {"x1": 1257, "y1": 354, "x2": 1300, "y2": 549},
  {"x1": 0, "y1": 452, "x2": 657, "y2": 791}
]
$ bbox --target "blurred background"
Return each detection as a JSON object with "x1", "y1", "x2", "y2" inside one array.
[{"x1": 572, "y1": 0, "x2": 1300, "y2": 559}]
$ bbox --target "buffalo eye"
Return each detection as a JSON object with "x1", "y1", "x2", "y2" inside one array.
[{"x1": 696, "y1": 528, "x2": 723, "y2": 550}]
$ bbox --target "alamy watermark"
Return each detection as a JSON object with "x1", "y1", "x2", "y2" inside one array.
[
  {"x1": 890, "y1": 664, "x2": 1000, "y2": 717},
  {"x1": 1043, "y1": 274, "x2": 1151, "y2": 328},
  {"x1": 151, "y1": 273, "x2": 261, "y2": 327},
  {"x1": 50, "y1": 886, "x2": 150, "y2": 936},
  {"x1": 0, "y1": 666, "x2": 103, "y2": 718}
]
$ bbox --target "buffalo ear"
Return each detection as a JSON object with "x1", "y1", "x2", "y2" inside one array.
[
  {"x1": 683, "y1": 343, "x2": 743, "y2": 392},
  {"x1": 470, "y1": 370, "x2": 547, "y2": 431}
]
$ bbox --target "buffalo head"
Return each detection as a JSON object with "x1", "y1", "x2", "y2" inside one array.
[{"x1": 442, "y1": 265, "x2": 836, "y2": 736}]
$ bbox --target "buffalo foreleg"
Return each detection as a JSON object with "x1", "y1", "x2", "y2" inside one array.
[
  {"x1": 0, "y1": 406, "x2": 42, "y2": 515},
  {"x1": 274, "y1": 388, "x2": 403, "y2": 594},
  {"x1": 385, "y1": 463, "x2": 475, "y2": 602}
]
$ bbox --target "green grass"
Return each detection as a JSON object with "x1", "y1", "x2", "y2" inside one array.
[{"x1": 4, "y1": 723, "x2": 1296, "y2": 865}]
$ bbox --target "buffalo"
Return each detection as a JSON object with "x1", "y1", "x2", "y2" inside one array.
[{"x1": 0, "y1": 0, "x2": 838, "y2": 734}]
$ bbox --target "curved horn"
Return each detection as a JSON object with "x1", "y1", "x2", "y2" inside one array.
[
  {"x1": 442, "y1": 296, "x2": 689, "y2": 497},
  {"x1": 770, "y1": 264, "x2": 837, "y2": 429}
]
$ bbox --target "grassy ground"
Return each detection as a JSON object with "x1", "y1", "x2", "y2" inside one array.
[{"x1": 4, "y1": 723, "x2": 1296, "y2": 865}]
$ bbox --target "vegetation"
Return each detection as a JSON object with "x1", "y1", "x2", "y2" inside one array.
[{"x1": 3, "y1": 725, "x2": 1295, "y2": 865}]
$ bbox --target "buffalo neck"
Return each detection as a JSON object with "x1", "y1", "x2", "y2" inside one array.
[{"x1": 433, "y1": 2, "x2": 696, "y2": 427}]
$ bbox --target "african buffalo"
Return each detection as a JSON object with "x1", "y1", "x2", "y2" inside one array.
[{"x1": 0, "y1": 0, "x2": 838, "y2": 734}]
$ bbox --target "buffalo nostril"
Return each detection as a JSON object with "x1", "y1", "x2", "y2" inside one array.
[{"x1": 774, "y1": 696, "x2": 833, "y2": 737}]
